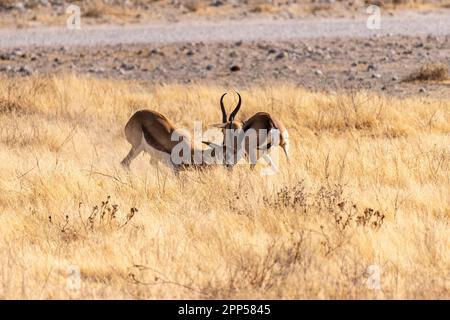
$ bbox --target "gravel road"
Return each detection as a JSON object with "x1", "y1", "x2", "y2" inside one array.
[{"x1": 1, "y1": 11, "x2": 449, "y2": 49}]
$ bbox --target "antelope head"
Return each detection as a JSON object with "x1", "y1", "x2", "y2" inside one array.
[
  {"x1": 210, "y1": 92, "x2": 243, "y2": 131},
  {"x1": 203, "y1": 92, "x2": 246, "y2": 166}
]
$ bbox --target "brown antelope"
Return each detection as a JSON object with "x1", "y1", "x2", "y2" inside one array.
[
  {"x1": 206, "y1": 92, "x2": 289, "y2": 170},
  {"x1": 121, "y1": 110, "x2": 221, "y2": 174}
]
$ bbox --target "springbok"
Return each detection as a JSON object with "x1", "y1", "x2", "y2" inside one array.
[
  {"x1": 206, "y1": 92, "x2": 289, "y2": 170},
  {"x1": 121, "y1": 110, "x2": 220, "y2": 173}
]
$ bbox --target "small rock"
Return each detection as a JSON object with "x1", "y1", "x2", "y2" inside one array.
[
  {"x1": 186, "y1": 50, "x2": 194, "y2": 56},
  {"x1": 275, "y1": 52, "x2": 285, "y2": 60},
  {"x1": 149, "y1": 48, "x2": 163, "y2": 56},
  {"x1": 206, "y1": 64, "x2": 214, "y2": 71},
  {"x1": 267, "y1": 48, "x2": 277, "y2": 54},
  {"x1": 419, "y1": 87, "x2": 427, "y2": 93},
  {"x1": 0, "y1": 53, "x2": 12, "y2": 60},
  {"x1": 234, "y1": 40, "x2": 242, "y2": 47},
  {"x1": 391, "y1": 76, "x2": 398, "y2": 81},
  {"x1": 230, "y1": 65, "x2": 240, "y2": 72},
  {"x1": 18, "y1": 65, "x2": 32, "y2": 76},
  {"x1": 350, "y1": 62, "x2": 357, "y2": 67},
  {"x1": 367, "y1": 63, "x2": 377, "y2": 71},
  {"x1": 372, "y1": 73, "x2": 381, "y2": 79},
  {"x1": 120, "y1": 62, "x2": 135, "y2": 71},
  {"x1": 13, "y1": 49, "x2": 26, "y2": 58},
  {"x1": 210, "y1": 0, "x2": 224, "y2": 7},
  {"x1": 314, "y1": 69, "x2": 323, "y2": 76},
  {"x1": 381, "y1": 85, "x2": 386, "y2": 91},
  {"x1": 0, "y1": 65, "x2": 12, "y2": 72},
  {"x1": 13, "y1": 3, "x2": 25, "y2": 12},
  {"x1": 229, "y1": 51, "x2": 237, "y2": 58},
  {"x1": 88, "y1": 67, "x2": 104, "y2": 74}
]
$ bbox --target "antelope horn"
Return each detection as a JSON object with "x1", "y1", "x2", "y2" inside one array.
[
  {"x1": 220, "y1": 93, "x2": 227, "y2": 123},
  {"x1": 228, "y1": 91, "x2": 241, "y2": 122},
  {"x1": 202, "y1": 141, "x2": 222, "y2": 149}
]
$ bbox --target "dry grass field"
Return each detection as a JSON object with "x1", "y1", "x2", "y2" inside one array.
[{"x1": 0, "y1": 74, "x2": 449, "y2": 299}]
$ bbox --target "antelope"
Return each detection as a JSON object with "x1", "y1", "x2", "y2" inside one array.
[
  {"x1": 121, "y1": 110, "x2": 221, "y2": 174},
  {"x1": 205, "y1": 92, "x2": 289, "y2": 170}
]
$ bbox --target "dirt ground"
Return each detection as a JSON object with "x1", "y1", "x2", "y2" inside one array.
[
  {"x1": 1, "y1": 34, "x2": 449, "y2": 98},
  {"x1": 1, "y1": 0, "x2": 450, "y2": 28}
]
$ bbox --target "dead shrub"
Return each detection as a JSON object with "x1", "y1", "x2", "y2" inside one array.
[
  {"x1": 404, "y1": 63, "x2": 449, "y2": 82},
  {"x1": 46, "y1": 195, "x2": 139, "y2": 243}
]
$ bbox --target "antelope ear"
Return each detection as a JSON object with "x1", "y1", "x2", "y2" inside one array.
[
  {"x1": 258, "y1": 143, "x2": 272, "y2": 150},
  {"x1": 209, "y1": 123, "x2": 228, "y2": 128}
]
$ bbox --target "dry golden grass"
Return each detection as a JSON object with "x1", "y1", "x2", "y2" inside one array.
[{"x1": 0, "y1": 74, "x2": 449, "y2": 299}]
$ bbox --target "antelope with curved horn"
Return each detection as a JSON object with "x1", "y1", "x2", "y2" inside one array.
[
  {"x1": 205, "y1": 92, "x2": 289, "y2": 170},
  {"x1": 121, "y1": 110, "x2": 220, "y2": 174}
]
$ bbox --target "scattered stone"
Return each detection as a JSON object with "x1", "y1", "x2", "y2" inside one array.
[
  {"x1": 381, "y1": 85, "x2": 386, "y2": 90},
  {"x1": 314, "y1": 69, "x2": 323, "y2": 76},
  {"x1": 206, "y1": 64, "x2": 214, "y2": 71},
  {"x1": 120, "y1": 62, "x2": 135, "y2": 71},
  {"x1": 267, "y1": 48, "x2": 277, "y2": 54},
  {"x1": 149, "y1": 48, "x2": 163, "y2": 56},
  {"x1": 18, "y1": 65, "x2": 32, "y2": 76},
  {"x1": 367, "y1": 63, "x2": 377, "y2": 71},
  {"x1": 186, "y1": 50, "x2": 194, "y2": 56},
  {"x1": 419, "y1": 87, "x2": 427, "y2": 93},
  {"x1": 13, "y1": 2, "x2": 25, "y2": 13},
  {"x1": 351, "y1": 62, "x2": 357, "y2": 67},
  {"x1": 372, "y1": 73, "x2": 381, "y2": 79},
  {"x1": 210, "y1": 0, "x2": 224, "y2": 7},
  {"x1": 0, "y1": 65, "x2": 12, "y2": 72},
  {"x1": 230, "y1": 65, "x2": 240, "y2": 72},
  {"x1": 275, "y1": 52, "x2": 285, "y2": 60},
  {"x1": 13, "y1": 49, "x2": 26, "y2": 58},
  {"x1": 88, "y1": 67, "x2": 105, "y2": 73},
  {"x1": 391, "y1": 76, "x2": 398, "y2": 81},
  {"x1": 0, "y1": 53, "x2": 11, "y2": 60},
  {"x1": 234, "y1": 40, "x2": 242, "y2": 47}
]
